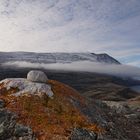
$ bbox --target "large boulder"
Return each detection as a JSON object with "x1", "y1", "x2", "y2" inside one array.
[{"x1": 27, "y1": 70, "x2": 48, "y2": 83}]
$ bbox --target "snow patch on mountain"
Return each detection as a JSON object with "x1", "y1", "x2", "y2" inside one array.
[{"x1": 0, "y1": 52, "x2": 120, "y2": 64}]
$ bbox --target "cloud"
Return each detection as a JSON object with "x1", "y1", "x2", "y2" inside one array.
[
  {"x1": 0, "y1": 0, "x2": 140, "y2": 66},
  {"x1": 2, "y1": 61, "x2": 140, "y2": 80}
]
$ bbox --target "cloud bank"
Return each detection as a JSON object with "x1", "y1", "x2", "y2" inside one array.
[
  {"x1": 0, "y1": 0, "x2": 140, "y2": 66},
  {"x1": 3, "y1": 61, "x2": 140, "y2": 80}
]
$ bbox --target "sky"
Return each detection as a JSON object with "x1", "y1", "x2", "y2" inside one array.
[{"x1": 0, "y1": 0, "x2": 140, "y2": 67}]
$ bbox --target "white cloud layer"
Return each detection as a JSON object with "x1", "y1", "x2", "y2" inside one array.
[
  {"x1": 0, "y1": 0, "x2": 140, "y2": 66},
  {"x1": 2, "y1": 61, "x2": 140, "y2": 80}
]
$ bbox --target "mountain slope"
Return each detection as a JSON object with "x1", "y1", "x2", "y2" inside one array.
[
  {"x1": 0, "y1": 78, "x2": 104, "y2": 139},
  {"x1": 0, "y1": 52, "x2": 120, "y2": 64},
  {"x1": 0, "y1": 71, "x2": 139, "y2": 140}
]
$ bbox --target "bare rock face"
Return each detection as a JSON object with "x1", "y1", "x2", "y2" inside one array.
[{"x1": 27, "y1": 70, "x2": 48, "y2": 83}]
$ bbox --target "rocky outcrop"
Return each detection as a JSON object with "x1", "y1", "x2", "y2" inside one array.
[
  {"x1": 69, "y1": 128, "x2": 97, "y2": 140},
  {"x1": 0, "y1": 78, "x2": 54, "y2": 98},
  {"x1": 27, "y1": 70, "x2": 48, "y2": 83},
  {"x1": 0, "y1": 109, "x2": 35, "y2": 140}
]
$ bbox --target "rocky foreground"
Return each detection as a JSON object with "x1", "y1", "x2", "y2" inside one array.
[{"x1": 0, "y1": 71, "x2": 139, "y2": 140}]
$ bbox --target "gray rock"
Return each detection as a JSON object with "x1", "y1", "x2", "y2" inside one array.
[
  {"x1": 27, "y1": 70, "x2": 48, "y2": 83},
  {"x1": 0, "y1": 99, "x2": 5, "y2": 108},
  {"x1": 69, "y1": 128, "x2": 97, "y2": 140},
  {"x1": 0, "y1": 109, "x2": 16, "y2": 139},
  {"x1": 14, "y1": 124, "x2": 33, "y2": 137},
  {"x1": 0, "y1": 109, "x2": 35, "y2": 140}
]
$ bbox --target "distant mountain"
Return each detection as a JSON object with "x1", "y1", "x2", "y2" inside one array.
[{"x1": 0, "y1": 52, "x2": 120, "y2": 64}]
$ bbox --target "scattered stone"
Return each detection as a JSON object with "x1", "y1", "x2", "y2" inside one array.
[
  {"x1": 103, "y1": 101, "x2": 130, "y2": 114},
  {"x1": 27, "y1": 70, "x2": 48, "y2": 83},
  {"x1": 124, "y1": 114, "x2": 138, "y2": 120},
  {"x1": 69, "y1": 128, "x2": 97, "y2": 140},
  {"x1": 0, "y1": 99, "x2": 5, "y2": 108}
]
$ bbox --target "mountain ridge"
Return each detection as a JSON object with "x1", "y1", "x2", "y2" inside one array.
[{"x1": 0, "y1": 52, "x2": 120, "y2": 65}]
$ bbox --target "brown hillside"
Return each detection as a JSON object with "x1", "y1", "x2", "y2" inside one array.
[{"x1": 0, "y1": 79, "x2": 103, "y2": 140}]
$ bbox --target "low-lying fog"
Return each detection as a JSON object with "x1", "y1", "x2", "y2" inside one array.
[{"x1": 2, "y1": 61, "x2": 140, "y2": 80}]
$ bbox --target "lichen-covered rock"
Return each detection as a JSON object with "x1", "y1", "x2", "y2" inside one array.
[
  {"x1": 69, "y1": 128, "x2": 97, "y2": 140},
  {"x1": 0, "y1": 78, "x2": 54, "y2": 98},
  {"x1": 0, "y1": 109, "x2": 35, "y2": 140},
  {"x1": 0, "y1": 109, "x2": 16, "y2": 139},
  {"x1": 14, "y1": 124, "x2": 34, "y2": 138},
  {"x1": 27, "y1": 70, "x2": 48, "y2": 83}
]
